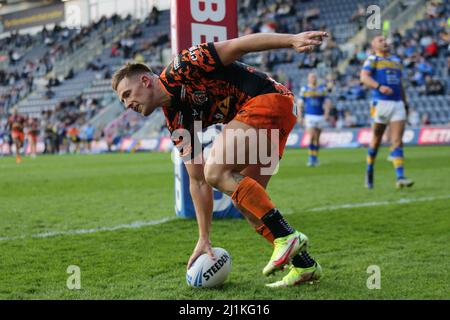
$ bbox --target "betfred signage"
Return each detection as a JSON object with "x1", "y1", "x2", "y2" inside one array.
[
  {"x1": 357, "y1": 128, "x2": 373, "y2": 145},
  {"x1": 171, "y1": 0, "x2": 238, "y2": 54},
  {"x1": 357, "y1": 128, "x2": 417, "y2": 145},
  {"x1": 320, "y1": 131, "x2": 355, "y2": 147},
  {"x1": 301, "y1": 130, "x2": 355, "y2": 148},
  {"x1": 418, "y1": 127, "x2": 450, "y2": 145}
]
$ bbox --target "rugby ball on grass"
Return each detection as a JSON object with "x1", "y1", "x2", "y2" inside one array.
[{"x1": 186, "y1": 247, "x2": 231, "y2": 288}]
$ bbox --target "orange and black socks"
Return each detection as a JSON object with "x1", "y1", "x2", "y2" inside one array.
[
  {"x1": 292, "y1": 252, "x2": 315, "y2": 268},
  {"x1": 231, "y1": 176, "x2": 275, "y2": 218},
  {"x1": 256, "y1": 224, "x2": 275, "y2": 244},
  {"x1": 232, "y1": 176, "x2": 294, "y2": 239},
  {"x1": 261, "y1": 208, "x2": 295, "y2": 238}
]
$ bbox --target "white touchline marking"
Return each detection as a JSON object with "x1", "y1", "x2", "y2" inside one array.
[
  {"x1": 0, "y1": 217, "x2": 177, "y2": 242},
  {"x1": 0, "y1": 195, "x2": 449, "y2": 242},
  {"x1": 306, "y1": 195, "x2": 450, "y2": 212}
]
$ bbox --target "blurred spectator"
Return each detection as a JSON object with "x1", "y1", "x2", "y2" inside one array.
[
  {"x1": 412, "y1": 58, "x2": 434, "y2": 86},
  {"x1": 103, "y1": 67, "x2": 112, "y2": 79},
  {"x1": 425, "y1": 1, "x2": 439, "y2": 19},
  {"x1": 351, "y1": 4, "x2": 366, "y2": 29},
  {"x1": 417, "y1": 58, "x2": 434, "y2": 75},
  {"x1": 298, "y1": 52, "x2": 318, "y2": 68},
  {"x1": 260, "y1": 21, "x2": 277, "y2": 33},
  {"x1": 345, "y1": 79, "x2": 365, "y2": 100},
  {"x1": 111, "y1": 42, "x2": 120, "y2": 57},
  {"x1": 45, "y1": 87, "x2": 55, "y2": 99},
  {"x1": 65, "y1": 68, "x2": 75, "y2": 80},
  {"x1": 131, "y1": 25, "x2": 143, "y2": 39},
  {"x1": 327, "y1": 103, "x2": 338, "y2": 128},
  {"x1": 349, "y1": 47, "x2": 368, "y2": 66},
  {"x1": 284, "y1": 77, "x2": 293, "y2": 91},
  {"x1": 274, "y1": 69, "x2": 288, "y2": 85},
  {"x1": 421, "y1": 113, "x2": 431, "y2": 125},
  {"x1": 304, "y1": 7, "x2": 320, "y2": 21},
  {"x1": 43, "y1": 124, "x2": 55, "y2": 154},
  {"x1": 424, "y1": 76, "x2": 445, "y2": 95},
  {"x1": 120, "y1": 35, "x2": 135, "y2": 59},
  {"x1": 408, "y1": 108, "x2": 420, "y2": 127},
  {"x1": 134, "y1": 52, "x2": 145, "y2": 63},
  {"x1": 82, "y1": 123, "x2": 96, "y2": 153},
  {"x1": 438, "y1": 29, "x2": 450, "y2": 49},
  {"x1": 55, "y1": 123, "x2": 67, "y2": 154},
  {"x1": 424, "y1": 38, "x2": 439, "y2": 57},
  {"x1": 419, "y1": 32, "x2": 433, "y2": 48},
  {"x1": 8, "y1": 50, "x2": 21, "y2": 65},
  {"x1": 447, "y1": 56, "x2": 450, "y2": 75},
  {"x1": 148, "y1": 6, "x2": 160, "y2": 26},
  {"x1": 325, "y1": 72, "x2": 337, "y2": 92},
  {"x1": 47, "y1": 77, "x2": 61, "y2": 87},
  {"x1": 87, "y1": 58, "x2": 105, "y2": 71},
  {"x1": 277, "y1": 1, "x2": 295, "y2": 17},
  {"x1": 392, "y1": 30, "x2": 403, "y2": 47},
  {"x1": 344, "y1": 110, "x2": 357, "y2": 128}
]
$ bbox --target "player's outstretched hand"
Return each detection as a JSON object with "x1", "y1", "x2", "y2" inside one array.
[
  {"x1": 187, "y1": 237, "x2": 216, "y2": 270},
  {"x1": 291, "y1": 31, "x2": 329, "y2": 53}
]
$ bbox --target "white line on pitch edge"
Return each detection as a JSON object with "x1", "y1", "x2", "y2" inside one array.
[
  {"x1": 1, "y1": 195, "x2": 449, "y2": 242},
  {"x1": 306, "y1": 195, "x2": 450, "y2": 212},
  {"x1": 0, "y1": 217, "x2": 177, "y2": 242}
]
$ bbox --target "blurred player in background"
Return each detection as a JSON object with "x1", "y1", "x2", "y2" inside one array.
[
  {"x1": 27, "y1": 117, "x2": 40, "y2": 159},
  {"x1": 67, "y1": 125, "x2": 81, "y2": 154},
  {"x1": 112, "y1": 31, "x2": 329, "y2": 287},
  {"x1": 298, "y1": 72, "x2": 331, "y2": 167},
  {"x1": 7, "y1": 108, "x2": 26, "y2": 164},
  {"x1": 360, "y1": 35, "x2": 414, "y2": 189}
]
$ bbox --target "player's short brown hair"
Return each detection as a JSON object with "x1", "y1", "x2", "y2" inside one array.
[{"x1": 111, "y1": 62, "x2": 153, "y2": 91}]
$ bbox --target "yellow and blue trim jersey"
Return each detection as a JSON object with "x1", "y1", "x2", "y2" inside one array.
[
  {"x1": 299, "y1": 84, "x2": 328, "y2": 116},
  {"x1": 362, "y1": 54, "x2": 403, "y2": 101}
]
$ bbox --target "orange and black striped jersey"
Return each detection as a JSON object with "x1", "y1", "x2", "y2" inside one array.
[{"x1": 159, "y1": 42, "x2": 293, "y2": 140}]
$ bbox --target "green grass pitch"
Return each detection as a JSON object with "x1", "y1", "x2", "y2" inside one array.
[{"x1": 0, "y1": 146, "x2": 449, "y2": 299}]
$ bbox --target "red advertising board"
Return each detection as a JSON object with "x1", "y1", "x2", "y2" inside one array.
[
  {"x1": 357, "y1": 128, "x2": 417, "y2": 145},
  {"x1": 418, "y1": 127, "x2": 450, "y2": 145},
  {"x1": 171, "y1": 0, "x2": 238, "y2": 54}
]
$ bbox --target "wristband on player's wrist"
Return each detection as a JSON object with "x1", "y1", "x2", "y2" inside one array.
[{"x1": 376, "y1": 84, "x2": 382, "y2": 91}]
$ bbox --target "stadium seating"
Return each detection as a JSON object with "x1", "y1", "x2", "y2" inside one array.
[{"x1": 0, "y1": 1, "x2": 448, "y2": 152}]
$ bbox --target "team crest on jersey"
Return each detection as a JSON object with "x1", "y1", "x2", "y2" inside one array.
[
  {"x1": 217, "y1": 96, "x2": 232, "y2": 117},
  {"x1": 192, "y1": 91, "x2": 208, "y2": 106}
]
